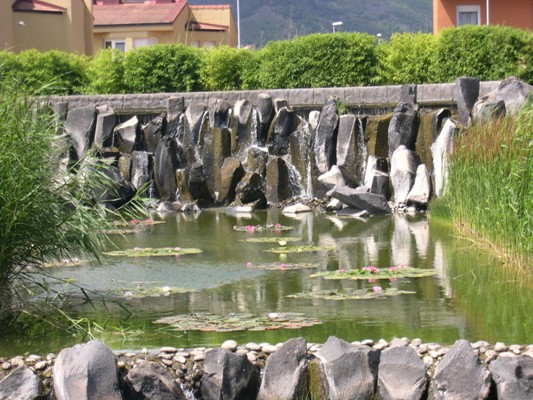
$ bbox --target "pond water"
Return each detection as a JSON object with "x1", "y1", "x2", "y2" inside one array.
[{"x1": 2, "y1": 209, "x2": 532, "y2": 356}]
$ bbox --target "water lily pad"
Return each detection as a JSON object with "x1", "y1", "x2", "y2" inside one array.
[
  {"x1": 233, "y1": 224, "x2": 292, "y2": 232},
  {"x1": 247, "y1": 262, "x2": 318, "y2": 270},
  {"x1": 310, "y1": 265, "x2": 436, "y2": 280},
  {"x1": 103, "y1": 247, "x2": 203, "y2": 257},
  {"x1": 154, "y1": 312, "x2": 322, "y2": 332},
  {"x1": 265, "y1": 245, "x2": 336, "y2": 254},
  {"x1": 114, "y1": 286, "x2": 194, "y2": 298},
  {"x1": 242, "y1": 237, "x2": 301, "y2": 243},
  {"x1": 287, "y1": 288, "x2": 415, "y2": 300},
  {"x1": 43, "y1": 258, "x2": 86, "y2": 268}
]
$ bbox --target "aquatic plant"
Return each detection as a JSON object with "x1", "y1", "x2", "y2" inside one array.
[{"x1": 310, "y1": 265, "x2": 435, "y2": 280}]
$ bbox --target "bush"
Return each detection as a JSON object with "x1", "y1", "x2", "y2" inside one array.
[
  {"x1": 123, "y1": 44, "x2": 204, "y2": 93},
  {"x1": 199, "y1": 46, "x2": 255, "y2": 91},
  {"x1": 377, "y1": 32, "x2": 437, "y2": 85},
  {"x1": 255, "y1": 32, "x2": 379, "y2": 89},
  {"x1": 85, "y1": 49, "x2": 126, "y2": 94},
  {"x1": 434, "y1": 25, "x2": 533, "y2": 83}
]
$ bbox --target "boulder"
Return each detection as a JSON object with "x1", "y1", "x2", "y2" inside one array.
[
  {"x1": 431, "y1": 119, "x2": 455, "y2": 198},
  {"x1": 184, "y1": 103, "x2": 207, "y2": 164},
  {"x1": 390, "y1": 145, "x2": 418, "y2": 204},
  {"x1": 407, "y1": 164, "x2": 431, "y2": 206},
  {"x1": 400, "y1": 84, "x2": 417, "y2": 103},
  {"x1": 118, "y1": 153, "x2": 133, "y2": 181},
  {"x1": 489, "y1": 355, "x2": 533, "y2": 399},
  {"x1": 267, "y1": 107, "x2": 299, "y2": 156},
  {"x1": 315, "y1": 336, "x2": 380, "y2": 400},
  {"x1": 416, "y1": 108, "x2": 451, "y2": 172},
  {"x1": 337, "y1": 115, "x2": 366, "y2": 186},
  {"x1": 476, "y1": 100, "x2": 506, "y2": 124},
  {"x1": 430, "y1": 339, "x2": 491, "y2": 400},
  {"x1": 218, "y1": 157, "x2": 245, "y2": 205},
  {"x1": 166, "y1": 96, "x2": 184, "y2": 138},
  {"x1": 175, "y1": 168, "x2": 193, "y2": 203},
  {"x1": 235, "y1": 172, "x2": 267, "y2": 208},
  {"x1": 208, "y1": 98, "x2": 231, "y2": 129},
  {"x1": 201, "y1": 348, "x2": 258, "y2": 400},
  {"x1": 365, "y1": 114, "x2": 391, "y2": 158},
  {"x1": 131, "y1": 151, "x2": 151, "y2": 193},
  {"x1": 377, "y1": 345, "x2": 428, "y2": 400},
  {"x1": 247, "y1": 146, "x2": 269, "y2": 176},
  {"x1": 265, "y1": 157, "x2": 292, "y2": 205},
  {"x1": 318, "y1": 165, "x2": 346, "y2": 190},
  {"x1": 330, "y1": 186, "x2": 391, "y2": 215},
  {"x1": 83, "y1": 160, "x2": 135, "y2": 209},
  {"x1": 94, "y1": 106, "x2": 116, "y2": 149},
  {"x1": 388, "y1": 101, "x2": 419, "y2": 157},
  {"x1": 0, "y1": 366, "x2": 46, "y2": 400},
  {"x1": 114, "y1": 116, "x2": 138, "y2": 154},
  {"x1": 314, "y1": 96, "x2": 339, "y2": 174},
  {"x1": 125, "y1": 361, "x2": 186, "y2": 400},
  {"x1": 282, "y1": 203, "x2": 312, "y2": 214},
  {"x1": 53, "y1": 340, "x2": 122, "y2": 400},
  {"x1": 141, "y1": 113, "x2": 166, "y2": 153},
  {"x1": 370, "y1": 170, "x2": 390, "y2": 199},
  {"x1": 258, "y1": 338, "x2": 308, "y2": 400},
  {"x1": 456, "y1": 76, "x2": 480, "y2": 127},
  {"x1": 188, "y1": 162, "x2": 214, "y2": 206},
  {"x1": 289, "y1": 122, "x2": 313, "y2": 197},
  {"x1": 482, "y1": 76, "x2": 533, "y2": 115},
  {"x1": 154, "y1": 137, "x2": 180, "y2": 201},
  {"x1": 201, "y1": 127, "x2": 232, "y2": 199},
  {"x1": 233, "y1": 99, "x2": 255, "y2": 155},
  {"x1": 257, "y1": 92, "x2": 274, "y2": 145},
  {"x1": 65, "y1": 104, "x2": 96, "y2": 160}
]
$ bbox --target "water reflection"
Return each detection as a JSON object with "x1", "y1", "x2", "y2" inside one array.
[{"x1": 3, "y1": 210, "x2": 532, "y2": 355}]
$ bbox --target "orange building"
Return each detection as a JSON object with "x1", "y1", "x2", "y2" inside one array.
[{"x1": 433, "y1": 0, "x2": 533, "y2": 33}]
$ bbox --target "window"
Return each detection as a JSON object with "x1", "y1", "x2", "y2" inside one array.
[
  {"x1": 104, "y1": 39, "x2": 126, "y2": 52},
  {"x1": 133, "y1": 38, "x2": 158, "y2": 49},
  {"x1": 457, "y1": 5, "x2": 481, "y2": 26}
]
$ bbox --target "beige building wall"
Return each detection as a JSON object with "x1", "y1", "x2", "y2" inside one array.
[{"x1": 189, "y1": 6, "x2": 237, "y2": 47}]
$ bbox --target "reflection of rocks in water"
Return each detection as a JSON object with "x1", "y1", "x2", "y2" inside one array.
[
  {"x1": 408, "y1": 218, "x2": 430, "y2": 259},
  {"x1": 391, "y1": 214, "x2": 413, "y2": 267},
  {"x1": 434, "y1": 240, "x2": 452, "y2": 298}
]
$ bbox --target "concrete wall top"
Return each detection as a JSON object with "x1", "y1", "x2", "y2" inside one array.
[{"x1": 45, "y1": 81, "x2": 502, "y2": 114}]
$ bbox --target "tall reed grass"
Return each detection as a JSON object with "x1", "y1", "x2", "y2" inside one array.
[{"x1": 443, "y1": 106, "x2": 533, "y2": 268}]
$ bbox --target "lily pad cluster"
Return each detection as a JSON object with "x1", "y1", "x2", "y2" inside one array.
[
  {"x1": 114, "y1": 286, "x2": 194, "y2": 298},
  {"x1": 243, "y1": 237, "x2": 301, "y2": 243},
  {"x1": 265, "y1": 245, "x2": 336, "y2": 254},
  {"x1": 287, "y1": 288, "x2": 415, "y2": 301},
  {"x1": 310, "y1": 265, "x2": 435, "y2": 280},
  {"x1": 246, "y1": 262, "x2": 318, "y2": 271},
  {"x1": 154, "y1": 312, "x2": 322, "y2": 332},
  {"x1": 232, "y1": 224, "x2": 292, "y2": 232},
  {"x1": 103, "y1": 247, "x2": 203, "y2": 257},
  {"x1": 43, "y1": 258, "x2": 85, "y2": 268}
]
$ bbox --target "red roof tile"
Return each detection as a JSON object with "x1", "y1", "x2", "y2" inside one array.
[
  {"x1": 12, "y1": 0, "x2": 67, "y2": 13},
  {"x1": 93, "y1": 0, "x2": 188, "y2": 26}
]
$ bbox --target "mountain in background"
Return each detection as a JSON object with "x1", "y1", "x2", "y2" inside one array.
[{"x1": 189, "y1": 0, "x2": 433, "y2": 47}]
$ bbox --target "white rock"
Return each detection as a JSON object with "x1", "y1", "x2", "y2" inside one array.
[
  {"x1": 494, "y1": 342, "x2": 508, "y2": 352},
  {"x1": 282, "y1": 203, "x2": 312, "y2": 214},
  {"x1": 221, "y1": 340, "x2": 238, "y2": 351},
  {"x1": 160, "y1": 346, "x2": 178, "y2": 353},
  {"x1": 245, "y1": 342, "x2": 262, "y2": 352}
]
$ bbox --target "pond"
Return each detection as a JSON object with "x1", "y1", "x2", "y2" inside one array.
[{"x1": 2, "y1": 209, "x2": 532, "y2": 356}]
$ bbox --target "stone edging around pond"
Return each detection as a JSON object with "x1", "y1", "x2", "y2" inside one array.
[{"x1": 1, "y1": 337, "x2": 533, "y2": 399}]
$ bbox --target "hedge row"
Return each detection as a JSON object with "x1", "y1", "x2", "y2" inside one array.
[{"x1": 1, "y1": 25, "x2": 533, "y2": 95}]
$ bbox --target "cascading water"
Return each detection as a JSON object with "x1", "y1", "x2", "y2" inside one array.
[
  {"x1": 286, "y1": 160, "x2": 303, "y2": 198},
  {"x1": 355, "y1": 118, "x2": 368, "y2": 185}
]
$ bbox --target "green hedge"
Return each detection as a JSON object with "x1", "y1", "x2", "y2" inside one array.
[{"x1": 2, "y1": 25, "x2": 533, "y2": 95}]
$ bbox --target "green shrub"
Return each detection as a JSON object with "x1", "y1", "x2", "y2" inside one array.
[
  {"x1": 123, "y1": 44, "x2": 204, "y2": 93},
  {"x1": 255, "y1": 32, "x2": 378, "y2": 89},
  {"x1": 200, "y1": 46, "x2": 254, "y2": 91},
  {"x1": 377, "y1": 32, "x2": 437, "y2": 85},
  {"x1": 434, "y1": 25, "x2": 533, "y2": 83},
  {"x1": 85, "y1": 49, "x2": 126, "y2": 94}
]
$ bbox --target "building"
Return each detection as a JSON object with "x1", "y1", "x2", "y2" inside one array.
[
  {"x1": 1, "y1": 0, "x2": 237, "y2": 55},
  {"x1": 433, "y1": 0, "x2": 533, "y2": 33},
  {"x1": 1, "y1": 0, "x2": 94, "y2": 55},
  {"x1": 92, "y1": 0, "x2": 237, "y2": 52}
]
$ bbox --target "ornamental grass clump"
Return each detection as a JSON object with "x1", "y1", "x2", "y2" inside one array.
[{"x1": 444, "y1": 106, "x2": 533, "y2": 268}]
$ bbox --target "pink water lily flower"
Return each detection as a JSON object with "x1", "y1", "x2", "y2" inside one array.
[
  {"x1": 246, "y1": 262, "x2": 253, "y2": 268},
  {"x1": 389, "y1": 266, "x2": 397, "y2": 272},
  {"x1": 338, "y1": 269, "x2": 346, "y2": 274},
  {"x1": 368, "y1": 278, "x2": 377, "y2": 283},
  {"x1": 280, "y1": 263, "x2": 287, "y2": 270},
  {"x1": 372, "y1": 286, "x2": 383, "y2": 293},
  {"x1": 130, "y1": 219, "x2": 139, "y2": 225}
]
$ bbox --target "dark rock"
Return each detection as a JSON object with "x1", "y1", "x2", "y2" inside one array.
[
  {"x1": 142, "y1": 113, "x2": 166, "y2": 153},
  {"x1": 233, "y1": 99, "x2": 255, "y2": 155},
  {"x1": 176, "y1": 169, "x2": 193, "y2": 203},
  {"x1": 494, "y1": 76, "x2": 533, "y2": 114},
  {"x1": 114, "y1": 116, "x2": 139, "y2": 154},
  {"x1": 118, "y1": 153, "x2": 133, "y2": 181},
  {"x1": 337, "y1": 115, "x2": 366, "y2": 187},
  {"x1": 218, "y1": 157, "x2": 245, "y2": 205},
  {"x1": 65, "y1": 104, "x2": 96, "y2": 160},
  {"x1": 84, "y1": 160, "x2": 135, "y2": 209},
  {"x1": 314, "y1": 96, "x2": 339, "y2": 174},
  {"x1": 53, "y1": 340, "x2": 122, "y2": 400},
  {"x1": 202, "y1": 127, "x2": 232, "y2": 199},
  {"x1": 315, "y1": 336, "x2": 380, "y2": 400},
  {"x1": 51, "y1": 101, "x2": 68, "y2": 135},
  {"x1": 489, "y1": 355, "x2": 533, "y2": 400},
  {"x1": 365, "y1": 114, "x2": 392, "y2": 158},
  {"x1": 273, "y1": 98, "x2": 288, "y2": 113},
  {"x1": 201, "y1": 348, "x2": 259, "y2": 400},
  {"x1": 265, "y1": 157, "x2": 292, "y2": 205},
  {"x1": 235, "y1": 172, "x2": 267, "y2": 208},
  {"x1": 208, "y1": 98, "x2": 231, "y2": 129},
  {"x1": 258, "y1": 338, "x2": 308, "y2": 400},
  {"x1": 330, "y1": 186, "x2": 391, "y2": 215},
  {"x1": 289, "y1": 122, "x2": 312, "y2": 196},
  {"x1": 184, "y1": 103, "x2": 207, "y2": 164},
  {"x1": 416, "y1": 108, "x2": 451, "y2": 173},
  {"x1": 188, "y1": 162, "x2": 214, "y2": 206},
  {"x1": 400, "y1": 84, "x2": 417, "y2": 103},
  {"x1": 131, "y1": 151, "x2": 152, "y2": 194},
  {"x1": 247, "y1": 146, "x2": 269, "y2": 176},
  {"x1": 267, "y1": 107, "x2": 299, "y2": 156},
  {"x1": 388, "y1": 101, "x2": 419, "y2": 157},
  {"x1": 154, "y1": 137, "x2": 180, "y2": 201},
  {"x1": 377, "y1": 345, "x2": 428, "y2": 400},
  {"x1": 390, "y1": 145, "x2": 418, "y2": 204},
  {"x1": 125, "y1": 361, "x2": 186, "y2": 400},
  {"x1": 370, "y1": 170, "x2": 390, "y2": 199},
  {"x1": 257, "y1": 93, "x2": 274, "y2": 145},
  {"x1": 456, "y1": 76, "x2": 480, "y2": 127},
  {"x1": 94, "y1": 106, "x2": 116, "y2": 149},
  {"x1": 430, "y1": 339, "x2": 491, "y2": 400},
  {"x1": 0, "y1": 366, "x2": 46, "y2": 400},
  {"x1": 478, "y1": 100, "x2": 506, "y2": 123},
  {"x1": 166, "y1": 96, "x2": 184, "y2": 138}
]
